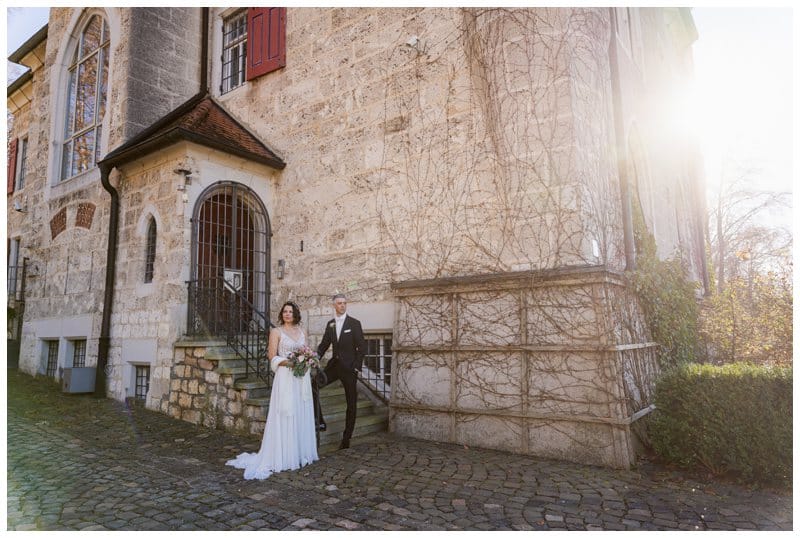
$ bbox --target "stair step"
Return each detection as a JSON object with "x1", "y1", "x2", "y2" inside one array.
[
  {"x1": 216, "y1": 365, "x2": 249, "y2": 377},
  {"x1": 234, "y1": 378, "x2": 268, "y2": 390},
  {"x1": 216, "y1": 358, "x2": 248, "y2": 370},
  {"x1": 204, "y1": 347, "x2": 241, "y2": 361},
  {"x1": 243, "y1": 396, "x2": 374, "y2": 415},
  {"x1": 319, "y1": 411, "x2": 389, "y2": 445}
]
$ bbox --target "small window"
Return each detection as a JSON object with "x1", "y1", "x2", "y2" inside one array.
[
  {"x1": 72, "y1": 339, "x2": 87, "y2": 367},
  {"x1": 221, "y1": 8, "x2": 286, "y2": 94},
  {"x1": 46, "y1": 341, "x2": 59, "y2": 378},
  {"x1": 16, "y1": 138, "x2": 28, "y2": 191},
  {"x1": 362, "y1": 334, "x2": 392, "y2": 400},
  {"x1": 144, "y1": 218, "x2": 157, "y2": 283},
  {"x1": 135, "y1": 365, "x2": 150, "y2": 400},
  {"x1": 7, "y1": 238, "x2": 21, "y2": 298},
  {"x1": 221, "y1": 10, "x2": 248, "y2": 94}
]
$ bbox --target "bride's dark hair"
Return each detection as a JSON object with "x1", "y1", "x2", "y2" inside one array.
[{"x1": 278, "y1": 301, "x2": 301, "y2": 325}]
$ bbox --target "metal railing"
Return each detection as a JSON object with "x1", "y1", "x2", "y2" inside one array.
[
  {"x1": 7, "y1": 260, "x2": 27, "y2": 304},
  {"x1": 187, "y1": 277, "x2": 273, "y2": 387},
  {"x1": 357, "y1": 336, "x2": 392, "y2": 403}
]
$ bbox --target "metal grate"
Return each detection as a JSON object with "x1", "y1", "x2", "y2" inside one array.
[
  {"x1": 221, "y1": 10, "x2": 247, "y2": 94},
  {"x1": 46, "y1": 341, "x2": 59, "y2": 378},
  {"x1": 190, "y1": 182, "x2": 270, "y2": 336},
  {"x1": 135, "y1": 365, "x2": 150, "y2": 400},
  {"x1": 72, "y1": 339, "x2": 86, "y2": 367},
  {"x1": 144, "y1": 218, "x2": 156, "y2": 283},
  {"x1": 16, "y1": 138, "x2": 28, "y2": 190},
  {"x1": 360, "y1": 334, "x2": 392, "y2": 402}
]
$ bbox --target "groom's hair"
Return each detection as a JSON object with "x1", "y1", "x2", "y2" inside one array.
[{"x1": 332, "y1": 293, "x2": 346, "y2": 301}]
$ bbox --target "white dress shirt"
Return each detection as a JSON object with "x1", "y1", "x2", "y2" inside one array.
[{"x1": 335, "y1": 314, "x2": 347, "y2": 339}]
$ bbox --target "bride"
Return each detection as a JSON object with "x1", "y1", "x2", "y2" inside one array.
[{"x1": 226, "y1": 301, "x2": 319, "y2": 479}]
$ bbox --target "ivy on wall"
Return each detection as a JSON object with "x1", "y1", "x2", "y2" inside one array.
[{"x1": 629, "y1": 209, "x2": 700, "y2": 369}]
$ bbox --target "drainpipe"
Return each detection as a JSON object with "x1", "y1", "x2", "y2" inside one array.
[
  {"x1": 95, "y1": 163, "x2": 119, "y2": 397},
  {"x1": 200, "y1": 7, "x2": 209, "y2": 93},
  {"x1": 608, "y1": 8, "x2": 636, "y2": 271},
  {"x1": 94, "y1": 8, "x2": 211, "y2": 397}
]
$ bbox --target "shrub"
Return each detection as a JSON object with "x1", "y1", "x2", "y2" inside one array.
[{"x1": 650, "y1": 362, "x2": 792, "y2": 486}]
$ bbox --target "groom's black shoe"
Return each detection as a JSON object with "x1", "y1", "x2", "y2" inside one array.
[
  {"x1": 318, "y1": 422, "x2": 327, "y2": 432},
  {"x1": 338, "y1": 439, "x2": 350, "y2": 450}
]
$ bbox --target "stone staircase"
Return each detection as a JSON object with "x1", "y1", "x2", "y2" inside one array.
[{"x1": 207, "y1": 344, "x2": 388, "y2": 449}]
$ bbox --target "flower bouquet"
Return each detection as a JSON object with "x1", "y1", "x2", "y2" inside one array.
[{"x1": 286, "y1": 346, "x2": 321, "y2": 378}]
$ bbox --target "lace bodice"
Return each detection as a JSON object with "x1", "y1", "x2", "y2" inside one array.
[{"x1": 278, "y1": 327, "x2": 306, "y2": 357}]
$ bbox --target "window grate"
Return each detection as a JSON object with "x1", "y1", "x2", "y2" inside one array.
[
  {"x1": 221, "y1": 11, "x2": 247, "y2": 94},
  {"x1": 190, "y1": 183, "x2": 270, "y2": 336},
  {"x1": 17, "y1": 138, "x2": 28, "y2": 190},
  {"x1": 46, "y1": 341, "x2": 59, "y2": 378},
  {"x1": 144, "y1": 219, "x2": 157, "y2": 283},
  {"x1": 135, "y1": 365, "x2": 150, "y2": 400},
  {"x1": 72, "y1": 339, "x2": 87, "y2": 368},
  {"x1": 361, "y1": 334, "x2": 392, "y2": 402}
]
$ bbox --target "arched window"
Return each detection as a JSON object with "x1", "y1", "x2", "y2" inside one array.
[
  {"x1": 144, "y1": 218, "x2": 157, "y2": 283},
  {"x1": 61, "y1": 15, "x2": 110, "y2": 181}
]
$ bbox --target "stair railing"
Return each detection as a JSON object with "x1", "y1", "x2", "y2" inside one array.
[
  {"x1": 187, "y1": 277, "x2": 273, "y2": 387},
  {"x1": 357, "y1": 363, "x2": 391, "y2": 403}
]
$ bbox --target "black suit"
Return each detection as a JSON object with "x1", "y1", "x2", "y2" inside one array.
[{"x1": 313, "y1": 315, "x2": 366, "y2": 443}]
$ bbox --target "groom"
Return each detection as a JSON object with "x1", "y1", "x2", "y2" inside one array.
[{"x1": 313, "y1": 294, "x2": 366, "y2": 449}]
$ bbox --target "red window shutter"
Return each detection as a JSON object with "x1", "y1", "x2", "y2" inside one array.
[
  {"x1": 246, "y1": 7, "x2": 286, "y2": 81},
  {"x1": 7, "y1": 138, "x2": 18, "y2": 196}
]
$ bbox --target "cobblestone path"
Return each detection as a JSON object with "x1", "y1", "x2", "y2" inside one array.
[{"x1": 6, "y1": 370, "x2": 792, "y2": 530}]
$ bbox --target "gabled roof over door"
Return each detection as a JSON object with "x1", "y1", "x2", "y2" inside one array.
[{"x1": 99, "y1": 91, "x2": 285, "y2": 170}]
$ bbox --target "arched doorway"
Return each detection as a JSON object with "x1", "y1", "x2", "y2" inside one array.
[{"x1": 189, "y1": 182, "x2": 270, "y2": 336}]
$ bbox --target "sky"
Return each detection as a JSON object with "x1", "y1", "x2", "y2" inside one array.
[
  {"x1": 690, "y1": 8, "x2": 793, "y2": 198},
  {"x1": 3, "y1": 5, "x2": 797, "y2": 222}
]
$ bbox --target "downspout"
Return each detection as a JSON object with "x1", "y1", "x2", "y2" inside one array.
[
  {"x1": 94, "y1": 8, "x2": 211, "y2": 397},
  {"x1": 200, "y1": 7, "x2": 209, "y2": 93},
  {"x1": 608, "y1": 8, "x2": 636, "y2": 271},
  {"x1": 95, "y1": 163, "x2": 120, "y2": 397}
]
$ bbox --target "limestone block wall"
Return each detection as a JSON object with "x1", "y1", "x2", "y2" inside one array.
[
  {"x1": 105, "y1": 146, "x2": 189, "y2": 402},
  {"x1": 389, "y1": 266, "x2": 659, "y2": 469},
  {"x1": 124, "y1": 7, "x2": 202, "y2": 139},
  {"x1": 211, "y1": 7, "x2": 624, "y2": 319},
  {"x1": 159, "y1": 344, "x2": 253, "y2": 434},
  {"x1": 108, "y1": 144, "x2": 278, "y2": 405}
]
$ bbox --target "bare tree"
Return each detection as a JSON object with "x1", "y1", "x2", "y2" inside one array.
[{"x1": 709, "y1": 168, "x2": 790, "y2": 293}]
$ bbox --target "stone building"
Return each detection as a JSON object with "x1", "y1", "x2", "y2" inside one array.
[{"x1": 7, "y1": 7, "x2": 705, "y2": 468}]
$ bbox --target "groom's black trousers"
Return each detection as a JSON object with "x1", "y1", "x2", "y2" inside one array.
[{"x1": 312, "y1": 360, "x2": 358, "y2": 442}]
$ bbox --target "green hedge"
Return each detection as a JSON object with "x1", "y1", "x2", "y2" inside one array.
[{"x1": 650, "y1": 362, "x2": 792, "y2": 486}]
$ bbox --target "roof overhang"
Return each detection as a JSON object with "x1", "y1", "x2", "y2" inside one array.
[
  {"x1": 7, "y1": 71, "x2": 34, "y2": 114},
  {"x1": 99, "y1": 91, "x2": 286, "y2": 172},
  {"x1": 8, "y1": 24, "x2": 48, "y2": 71}
]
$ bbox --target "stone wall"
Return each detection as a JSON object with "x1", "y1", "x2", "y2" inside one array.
[
  {"x1": 159, "y1": 343, "x2": 253, "y2": 434},
  {"x1": 124, "y1": 7, "x2": 202, "y2": 139},
  {"x1": 106, "y1": 144, "x2": 278, "y2": 406},
  {"x1": 211, "y1": 7, "x2": 627, "y2": 318},
  {"x1": 389, "y1": 266, "x2": 659, "y2": 469}
]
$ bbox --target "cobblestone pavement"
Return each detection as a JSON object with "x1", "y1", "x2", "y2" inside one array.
[{"x1": 6, "y1": 370, "x2": 793, "y2": 531}]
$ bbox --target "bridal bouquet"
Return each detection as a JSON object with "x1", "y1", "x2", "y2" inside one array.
[{"x1": 286, "y1": 346, "x2": 320, "y2": 378}]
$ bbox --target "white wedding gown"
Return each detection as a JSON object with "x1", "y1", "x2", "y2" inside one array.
[{"x1": 226, "y1": 329, "x2": 319, "y2": 479}]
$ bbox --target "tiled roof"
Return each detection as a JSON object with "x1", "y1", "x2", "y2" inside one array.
[{"x1": 100, "y1": 92, "x2": 285, "y2": 170}]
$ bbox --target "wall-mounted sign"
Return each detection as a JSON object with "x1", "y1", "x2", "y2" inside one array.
[{"x1": 223, "y1": 269, "x2": 243, "y2": 293}]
